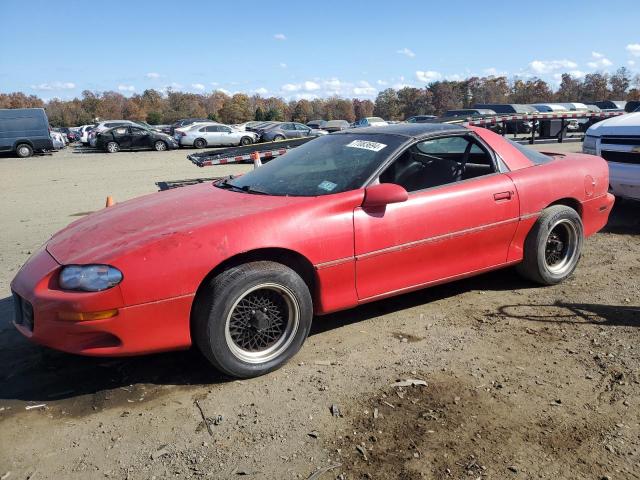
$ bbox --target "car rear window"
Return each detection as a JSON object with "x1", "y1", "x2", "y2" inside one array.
[{"x1": 506, "y1": 139, "x2": 552, "y2": 165}]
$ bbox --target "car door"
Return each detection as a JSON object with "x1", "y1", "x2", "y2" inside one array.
[
  {"x1": 218, "y1": 125, "x2": 236, "y2": 145},
  {"x1": 354, "y1": 134, "x2": 520, "y2": 301},
  {"x1": 295, "y1": 123, "x2": 313, "y2": 137},
  {"x1": 129, "y1": 127, "x2": 152, "y2": 149},
  {"x1": 112, "y1": 126, "x2": 132, "y2": 149},
  {"x1": 205, "y1": 125, "x2": 225, "y2": 145},
  {"x1": 280, "y1": 123, "x2": 298, "y2": 138}
]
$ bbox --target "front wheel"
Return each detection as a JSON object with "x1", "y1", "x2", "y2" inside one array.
[
  {"x1": 516, "y1": 205, "x2": 583, "y2": 285},
  {"x1": 16, "y1": 143, "x2": 33, "y2": 158},
  {"x1": 106, "y1": 141, "x2": 119, "y2": 153},
  {"x1": 154, "y1": 140, "x2": 167, "y2": 151},
  {"x1": 193, "y1": 261, "x2": 313, "y2": 378},
  {"x1": 193, "y1": 138, "x2": 206, "y2": 149},
  {"x1": 240, "y1": 136, "x2": 253, "y2": 146}
]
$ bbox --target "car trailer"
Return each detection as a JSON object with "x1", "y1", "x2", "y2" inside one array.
[{"x1": 455, "y1": 110, "x2": 625, "y2": 145}]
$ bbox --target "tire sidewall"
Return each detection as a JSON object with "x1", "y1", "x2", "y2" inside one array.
[
  {"x1": 194, "y1": 138, "x2": 206, "y2": 149},
  {"x1": 240, "y1": 136, "x2": 252, "y2": 146},
  {"x1": 533, "y1": 207, "x2": 583, "y2": 284},
  {"x1": 154, "y1": 140, "x2": 167, "y2": 151},
  {"x1": 199, "y1": 263, "x2": 312, "y2": 378},
  {"x1": 106, "y1": 142, "x2": 119, "y2": 153},
  {"x1": 16, "y1": 144, "x2": 33, "y2": 158}
]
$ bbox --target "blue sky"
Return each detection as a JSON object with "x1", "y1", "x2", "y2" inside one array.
[{"x1": 1, "y1": 0, "x2": 639, "y2": 100}]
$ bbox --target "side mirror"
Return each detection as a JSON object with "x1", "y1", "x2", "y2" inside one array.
[{"x1": 362, "y1": 183, "x2": 408, "y2": 208}]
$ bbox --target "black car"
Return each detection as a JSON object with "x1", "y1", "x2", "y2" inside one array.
[
  {"x1": 96, "y1": 125, "x2": 179, "y2": 153},
  {"x1": 406, "y1": 115, "x2": 437, "y2": 123}
]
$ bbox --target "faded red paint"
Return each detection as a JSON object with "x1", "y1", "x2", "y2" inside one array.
[{"x1": 11, "y1": 129, "x2": 615, "y2": 356}]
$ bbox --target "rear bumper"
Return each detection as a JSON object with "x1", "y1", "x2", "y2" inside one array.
[
  {"x1": 582, "y1": 193, "x2": 615, "y2": 237},
  {"x1": 10, "y1": 248, "x2": 193, "y2": 357}
]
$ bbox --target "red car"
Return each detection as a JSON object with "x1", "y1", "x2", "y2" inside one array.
[{"x1": 11, "y1": 124, "x2": 614, "y2": 378}]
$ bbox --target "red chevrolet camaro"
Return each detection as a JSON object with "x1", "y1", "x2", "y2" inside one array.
[{"x1": 11, "y1": 123, "x2": 614, "y2": 378}]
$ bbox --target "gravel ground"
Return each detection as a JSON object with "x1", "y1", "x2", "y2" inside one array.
[{"x1": 0, "y1": 141, "x2": 639, "y2": 480}]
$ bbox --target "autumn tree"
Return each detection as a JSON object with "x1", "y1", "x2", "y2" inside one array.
[
  {"x1": 291, "y1": 99, "x2": 314, "y2": 123},
  {"x1": 610, "y1": 67, "x2": 631, "y2": 99},
  {"x1": 373, "y1": 88, "x2": 401, "y2": 120},
  {"x1": 397, "y1": 87, "x2": 433, "y2": 118},
  {"x1": 555, "y1": 74, "x2": 583, "y2": 102},
  {"x1": 581, "y1": 73, "x2": 610, "y2": 102},
  {"x1": 352, "y1": 99, "x2": 374, "y2": 119}
]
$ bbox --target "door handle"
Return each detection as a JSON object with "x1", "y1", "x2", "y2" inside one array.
[{"x1": 493, "y1": 191, "x2": 512, "y2": 201}]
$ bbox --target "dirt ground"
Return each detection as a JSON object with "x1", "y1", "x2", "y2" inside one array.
[{"x1": 0, "y1": 142, "x2": 639, "y2": 480}]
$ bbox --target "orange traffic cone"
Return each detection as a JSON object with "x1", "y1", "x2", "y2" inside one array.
[
  {"x1": 105, "y1": 196, "x2": 115, "y2": 207},
  {"x1": 251, "y1": 151, "x2": 262, "y2": 169}
]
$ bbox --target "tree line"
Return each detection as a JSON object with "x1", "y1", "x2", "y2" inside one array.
[{"x1": 1, "y1": 68, "x2": 639, "y2": 127}]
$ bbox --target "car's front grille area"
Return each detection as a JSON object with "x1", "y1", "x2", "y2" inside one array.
[
  {"x1": 600, "y1": 136, "x2": 640, "y2": 146},
  {"x1": 12, "y1": 291, "x2": 34, "y2": 331},
  {"x1": 601, "y1": 150, "x2": 640, "y2": 165}
]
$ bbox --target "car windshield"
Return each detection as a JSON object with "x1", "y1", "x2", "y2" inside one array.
[
  {"x1": 221, "y1": 133, "x2": 406, "y2": 196},
  {"x1": 506, "y1": 139, "x2": 552, "y2": 165}
]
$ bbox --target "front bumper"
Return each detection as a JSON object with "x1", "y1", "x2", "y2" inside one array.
[
  {"x1": 10, "y1": 248, "x2": 193, "y2": 357},
  {"x1": 608, "y1": 162, "x2": 640, "y2": 201}
]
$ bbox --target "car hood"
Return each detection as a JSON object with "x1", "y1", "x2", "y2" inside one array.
[
  {"x1": 587, "y1": 112, "x2": 640, "y2": 137},
  {"x1": 46, "y1": 182, "x2": 311, "y2": 264}
]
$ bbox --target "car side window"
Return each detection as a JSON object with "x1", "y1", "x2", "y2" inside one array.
[
  {"x1": 114, "y1": 127, "x2": 128, "y2": 135},
  {"x1": 378, "y1": 135, "x2": 496, "y2": 193},
  {"x1": 130, "y1": 127, "x2": 147, "y2": 136},
  {"x1": 295, "y1": 123, "x2": 310, "y2": 132},
  {"x1": 221, "y1": 126, "x2": 232, "y2": 133},
  {"x1": 281, "y1": 123, "x2": 295, "y2": 131},
  {"x1": 205, "y1": 126, "x2": 218, "y2": 132}
]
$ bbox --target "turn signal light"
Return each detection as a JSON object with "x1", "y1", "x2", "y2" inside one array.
[{"x1": 58, "y1": 309, "x2": 119, "y2": 322}]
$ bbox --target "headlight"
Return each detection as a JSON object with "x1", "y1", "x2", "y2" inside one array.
[
  {"x1": 583, "y1": 135, "x2": 597, "y2": 153},
  {"x1": 59, "y1": 265, "x2": 123, "y2": 292}
]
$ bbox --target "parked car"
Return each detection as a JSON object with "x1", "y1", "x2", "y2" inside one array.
[
  {"x1": 624, "y1": 101, "x2": 640, "y2": 113},
  {"x1": 177, "y1": 123, "x2": 258, "y2": 148},
  {"x1": 89, "y1": 120, "x2": 137, "y2": 147},
  {"x1": 529, "y1": 104, "x2": 569, "y2": 113},
  {"x1": 259, "y1": 122, "x2": 325, "y2": 142},
  {"x1": 11, "y1": 123, "x2": 613, "y2": 378},
  {"x1": 406, "y1": 115, "x2": 437, "y2": 123},
  {"x1": 232, "y1": 121, "x2": 264, "y2": 131},
  {"x1": 594, "y1": 100, "x2": 626, "y2": 111},
  {"x1": 442, "y1": 109, "x2": 496, "y2": 118},
  {"x1": 95, "y1": 125, "x2": 178, "y2": 153},
  {"x1": 170, "y1": 118, "x2": 211, "y2": 135},
  {"x1": 58, "y1": 127, "x2": 80, "y2": 142},
  {"x1": 583, "y1": 112, "x2": 640, "y2": 201},
  {"x1": 323, "y1": 120, "x2": 351, "y2": 132},
  {"x1": 0, "y1": 108, "x2": 53, "y2": 158},
  {"x1": 78, "y1": 124, "x2": 96, "y2": 145},
  {"x1": 353, "y1": 117, "x2": 388, "y2": 128},
  {"x1": 50, "y1": 130, "x2": 66, "y2": 150},
  {"x1": 306, "y1": 120, "x2": 327, "y2": 129}
]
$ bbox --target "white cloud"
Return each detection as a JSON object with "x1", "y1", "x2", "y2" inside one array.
[
  {"x1": 303, "y1": 80, "x2": 320, "y2": 91},
  {"x1": 292, "y1": 93, "x2": 318, "y2": 101},
  {"x1": 145, "y1": 72, "x2": 161, "y2": 79},
  {"x1": 216, "y1": 88, "x2": 232, "y2": 95},
  {"x1": 353, "y1": 80, "x2": 376, "y2": 96},
  {"x1": 626, "y1": 43, "x2": 640, "y2": 57},
  {"x1": 117, "y1": 84, "x2": 135, "y2": 92},
  {"x1": 282, "y1": 83, "x2": 300, "y2": 92},
  {"x1": 254, "y1": 87, "x2": 268, "y2": 95},
  {"x1": 210, "y1": 82, "x2": 219, "y2": 86},
  {"x1": 279, "y1": 62, "x2": 287, "y2": 68},
  {"x1": 191, "y1": 83, "x2": 205, "y2": 91},
  {"x1": 415, "y1": 70, "x2": 442, "y2": 82},
  {"x1": 30, "y1": 81, "x2": 76, "y2": 91},
  {"x1": 273, "y1": 33, "x2": 286, "y2": 40},
  {"x1": 376, "y1": 79, "x2": 388, "y2": 86},
  {"x1": 529, "y1": 59, "x2": 578, "y2": 74},
  {"x1": 587, "y1": 51, "x2": 612, "y2": 69},
  {"x1": 396, "y1": 47, "x2": 415, "y2": 58},
  {"x1": 628, "y1": 60, "x2": 636, "y2": 66}
]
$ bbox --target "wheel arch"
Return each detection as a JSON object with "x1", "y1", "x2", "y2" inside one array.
[
  {"x1": 194, "y1": 137, "x2": 207, "y2": 146},
  {"x1": 547, "y1": 197, "x2": 583, "y2": 218},
  {"x1": 191, "y1": 247, "x2": 317, "y2": 323},
  {"x1": 13, "y1": 139, "x2": 34, "y2": 149}
]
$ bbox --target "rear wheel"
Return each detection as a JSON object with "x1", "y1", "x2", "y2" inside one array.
[
  {"x1": 193, "y1": 261, "x2": 313, "y2": 378},
  {"x1": 194, "y1": 138, "x2": 206, "y2": 149},
  {"x1": 106, "y1": 141, "x2": 119, "y2": 153},
  {"x1": 154, "y1": 140, "x2": 167, "y2": 151},
  {"x1": 273, "y1": 134, "x2": 285, "y2": 141},
  {"x1": 240, "y1": 136, "x2": 253, "y2": 146},
  {"x1": 16, "y1": 143, "x2": 33, "y2": 158},
  {"x1": 516, "y1": 205, "x2": 583, "y2": 285}
]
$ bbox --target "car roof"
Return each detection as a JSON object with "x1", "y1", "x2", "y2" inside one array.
[{"x1": 337, "y1": 122, "x2": 467, "y2": 138}]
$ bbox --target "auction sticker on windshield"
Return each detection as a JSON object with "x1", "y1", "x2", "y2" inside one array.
[
  {"x1": 318, "y1": 180, "x2": 337, "y2": 192},
  {"x1": 346, "y1": 140, "x2": 387, "y2": 152}
]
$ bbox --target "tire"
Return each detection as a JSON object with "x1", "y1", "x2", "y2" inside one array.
[
  {"x1": 272, "y1": 135, "x2": 285, "y2": 141},
  {"x1": 16, "y1": 143, "x2": 33, "y2": 158},
  {"x1": 193, "y1": 138, "x2": 206, "y2": 149},
  {"x1": 516, "y1": 205, "x2": 583, "y2": 285},
  {"x1": 193, "y1": 261, "x2": 313, "y2": 378},
  {"x1": 106, "y1": 142, "x2": 119, "y2": 153},
  {"x1": 154, "y1": 140, "x2": 167, "y2": 151},
  {"x1": 240, "y1": 136, "x2": 253, "y2": 146}
]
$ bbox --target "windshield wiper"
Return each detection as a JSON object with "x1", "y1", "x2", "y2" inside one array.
[{"x1": 216, "y1": 178, "x2": 269, "y2": 195}]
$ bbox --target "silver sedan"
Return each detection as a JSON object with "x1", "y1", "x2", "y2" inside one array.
[{"x1": 177, "y1": 124, "x2": 258, "y2": 148}]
